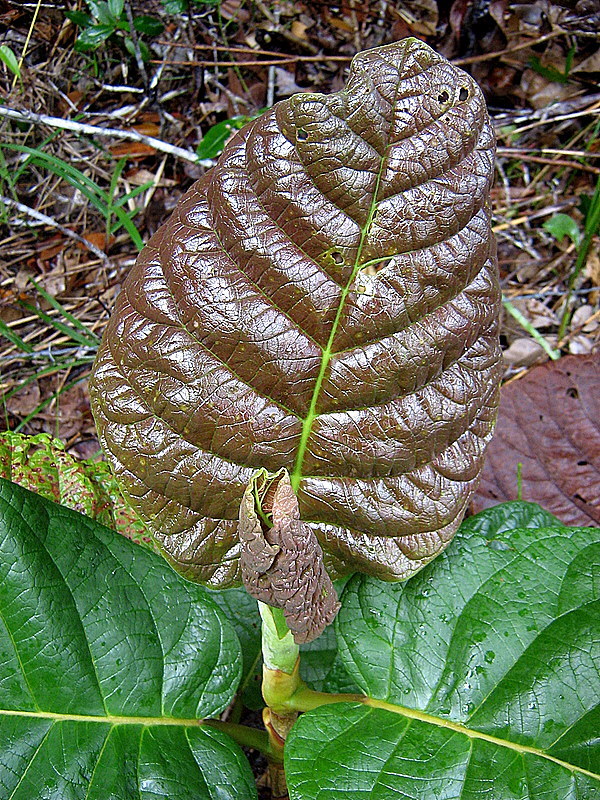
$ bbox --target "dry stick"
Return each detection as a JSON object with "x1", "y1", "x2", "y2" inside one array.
[
  {"x1": 497, "y1": 152, "x2": 600, "y2": 176},
  {"x1": 0, "y1": 107, "x2": 200, "y2": 164},
  {"x1": 12, "y1": 0, "x2": 42, "y2": 90},
  {"x1": 1, "y1": 195, "x2": 110, "y2": 265}
]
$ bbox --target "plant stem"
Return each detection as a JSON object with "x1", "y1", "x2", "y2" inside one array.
[
  {"x1": 287, "y1": 685, "x2": 365, "y2": 712},
  {"x1": 557, "y1": 174, "x2": 600, "y2": 341},
  {"x1": 259, "y1": 602, "x2": 301, "y2": 795},
  {"x1": 502, "y1": 298, "x2": 561, "y2": 360},
  {"x1": 203, "y1": 719, "x2": 277, "y2": 759}
]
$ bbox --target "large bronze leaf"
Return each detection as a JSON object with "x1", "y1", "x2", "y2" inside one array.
[{"x1": 90, "y1": 38, "x2": 501, "y2": 588}]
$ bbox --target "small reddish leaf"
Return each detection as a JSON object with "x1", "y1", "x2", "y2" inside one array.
[
  {"x1": 81, "y1": 231, "x2": 115, "y2": 251},
  {"x1": 239, "y1": 469, "x2": 339, "y2": 644},
  {"x1": 109, "y1": 141, "x2": 156, "y2": 158},
  {"x1": 472, "y1": 352, "x2": 600, "y2": 526}
]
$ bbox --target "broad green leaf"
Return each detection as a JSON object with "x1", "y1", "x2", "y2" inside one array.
[
  {"x1": 0, "y1": 479, "x2": 256, "y2": 800},
  {"x1": 285, "y1": 502, "x2": 600, "y2": 798},
  {"x1": 195, "y1": 116, "x2": 247, "y2": 160},
  {"x1": 64, "y1": 10, "x2": 94, "y2": 27},
  {"x1": 88, "y1": 1, "x2": 115, "y2": 25},
  {"x1": 162, "y1": 0, "x2": 187, "y2": 11},
  {"x1": 210, "y1": 587, "x2": 264, "y2": 708},
  {"x1": 107, "y1": 0, "x2": 124, "y2": 19},
  {"x1": 0, "y1": 44, "x2": 20, "y2": 78},
  {"x1": 75, "y1": 24, "x2": 115, "y2": 51},
  {"x1": 133, "y1": 15, "x2": 165, "y2": 35},
  {"x1": 543, "y1": 213, "x2": 581, "y2": 245}
]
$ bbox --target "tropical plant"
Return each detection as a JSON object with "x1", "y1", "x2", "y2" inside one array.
[{"x1": 1, "y1": 37, "x2": 597, "y2": 798}]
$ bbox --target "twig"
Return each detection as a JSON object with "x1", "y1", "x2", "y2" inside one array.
[
  {"x1": 12, "y1": 0, "x2": 42, "y2": 90},
  {"x1": 266, "y1": 1, "x2": 280, "y2": 108},
  {"x1": 0, "y1": 106, "x2": 200, "y2": 164},
  {"x1": 1, "y1": 195, "x2": 110, "y2": 265},
  {"x1": 453, "y1": 31, "x2": 563, "y2": 66},
  {"x1": 496, "y1": 151, "x2": 600, "y2": 176}
]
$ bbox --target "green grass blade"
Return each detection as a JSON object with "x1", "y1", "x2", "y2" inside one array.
[
  {"x1": 19, "y1": 300, "x2": 99, "y2": 348},
  {"x1": 0, "y1": 319, "x2": 34, "y2": 353},
  {"x1": 29, "y1": 279, "x2": 100, "y2": 346}
]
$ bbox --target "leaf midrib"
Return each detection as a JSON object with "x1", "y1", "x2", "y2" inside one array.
[
  {"x1": 289, "y1": 45, "x2": 410, "y2": 493},
  {"x1": 363, "y1": 697, "x2": 600, "y2": 781},
  {"x1": 0, "y1": 707, "x2": 204, "y2": 727}
]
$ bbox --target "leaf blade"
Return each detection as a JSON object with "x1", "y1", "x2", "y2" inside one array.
[
  {"x1": 285, "y1": 502, "x2": 600, "y2": 798},
  {"x1": 0, "y1": 479, "x2": 255, "y2": 799}
]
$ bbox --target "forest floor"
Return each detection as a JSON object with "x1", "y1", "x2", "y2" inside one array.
[{"x1": 0, "y1": 0, "x2": 599, "y2": 456}]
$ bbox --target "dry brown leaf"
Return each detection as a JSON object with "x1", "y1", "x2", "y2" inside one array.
[
  {"x1": 81, "y1": 232, "x2": 115, "y2": 252},
  {"x1": 472, "y1": 352, "x2": 600, "y2": 526},
  {"x1": 502, "y1": 337, "x2": 550, "y2": 367},
  {"x1": 132, "y1": 123, "x2": 160, "y2": 137},
  {"x1": 109, "y1": 142, "x2": 157, "y2": 159}
]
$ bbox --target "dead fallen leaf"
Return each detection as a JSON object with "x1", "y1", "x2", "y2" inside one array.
[
  {"x1": 472, "y1": 352, "x2": 600, "y2": 526},
  {"x1": 81, "y1": 232, "x2": 115, "y2": 252},
  {"x1": 502, "y1": 336, "x2": 550, "y2": 367},
  {"x1": 109, "y1": 142, "x2": 157, "y2": 159},
  {"x1": 132, "y1": 123, "x2": 160, "y2": 137}
]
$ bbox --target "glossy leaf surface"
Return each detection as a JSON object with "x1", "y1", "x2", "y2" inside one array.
[
  {"x1": 90, "y1": 38, "x2": 501, "y2": 587},
  {"x1": 285, "y1": 502, "x2": 600, "y2": 798},
  {"x1": 0, "y1": 479, "x2": 256, "y2": 800}
]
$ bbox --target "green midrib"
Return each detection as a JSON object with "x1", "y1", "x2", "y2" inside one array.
[
  {"x1": 289, "y1": 182, "x2": 383, "y2": 494},
  {"x1": 0, "y1": 708, "x2": 203, "y2": 727},
  {"x1": 2, "y1": 703, "x2": 597, "y2": 781},
  {"x1": 364, "y1": 697, "x2": 600, "y2": 780},
  {"x1": 289, "y1": 57, "x2": 408, "y2": 494}
]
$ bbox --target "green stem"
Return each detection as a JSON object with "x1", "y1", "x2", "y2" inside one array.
[
  {"x1": 557, "y1": 175, "x2": 600, "y2": 341},
  {"x1": 287, "y1": 685, "x2": 365, "y2": 712},
  {"x1": 203, "y1": 719, "x2": 279, "y2": 760},
  {"x1": 258, "y1": 602, "x2": 299, "y2": 674},
  {"x1": 502, "y1": 298, "x2": 561, "y2": 360}
]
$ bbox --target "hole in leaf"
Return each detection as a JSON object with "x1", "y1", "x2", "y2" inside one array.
[
  {"x1": 459, "y1": 87, "x2": 469, "y2": 101},
  {"x1": 566, "y1": 387, "x2": 579, "y2": 399},
  {"x1": 437, "y1": 90, "x2": 449, "y2": 103},
  {"x1": 297, "y1": 128, "x2": 308, "y2": 141},
  {"x1": 577, "y1": 460, "x2": 588, "y2": 466},
  {"x1": 361, "y1": 259, "x2": 391, "y2": 276},
  {"x1": 331, "y1": 251, "x2": 344, "y2": 265}
]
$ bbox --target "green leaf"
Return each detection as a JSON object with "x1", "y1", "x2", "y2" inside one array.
[
  {"x1": 0, "y1": 44, "x2": 20, "y2": 79},
  {"x1": 285, "y1": 502, "x2": 600, "y2": 798},
  {"x1": 107, "y1": 0, "x2": 124, "y2": 19},
  {"x1": 133, "y1": 15, "x2": 165, "y2": 35},
  {"x1": 0, "y1": 479, "x2": 257, "y2": 799},
  {"x1": 88, "y1": 1, "x2": 115, "y2": 25},
  {"x1": 210, "y1": 587, "x2": 263, "y2": 708},
  {"x1": 195, "y1": 116, "x2": 247, "y2": 160},
  {"x1": 299, "y1": 576, "x2": 359, "y2": 694},
  {"x1": 138, "y1": 38, "x2": 151, "y2": 63},
  {"x1": 543, "y1": 213, "x2": 581, "y2": 245},
  {"x1": 74, "y1": 24, "x2": 115, "y2": 51},
  {"x1": 64, "y1": 10, "x2": 94, "y2": 27},
  {"x1": 162, "y1": 0, "x2": 188, "y2": 11}
]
